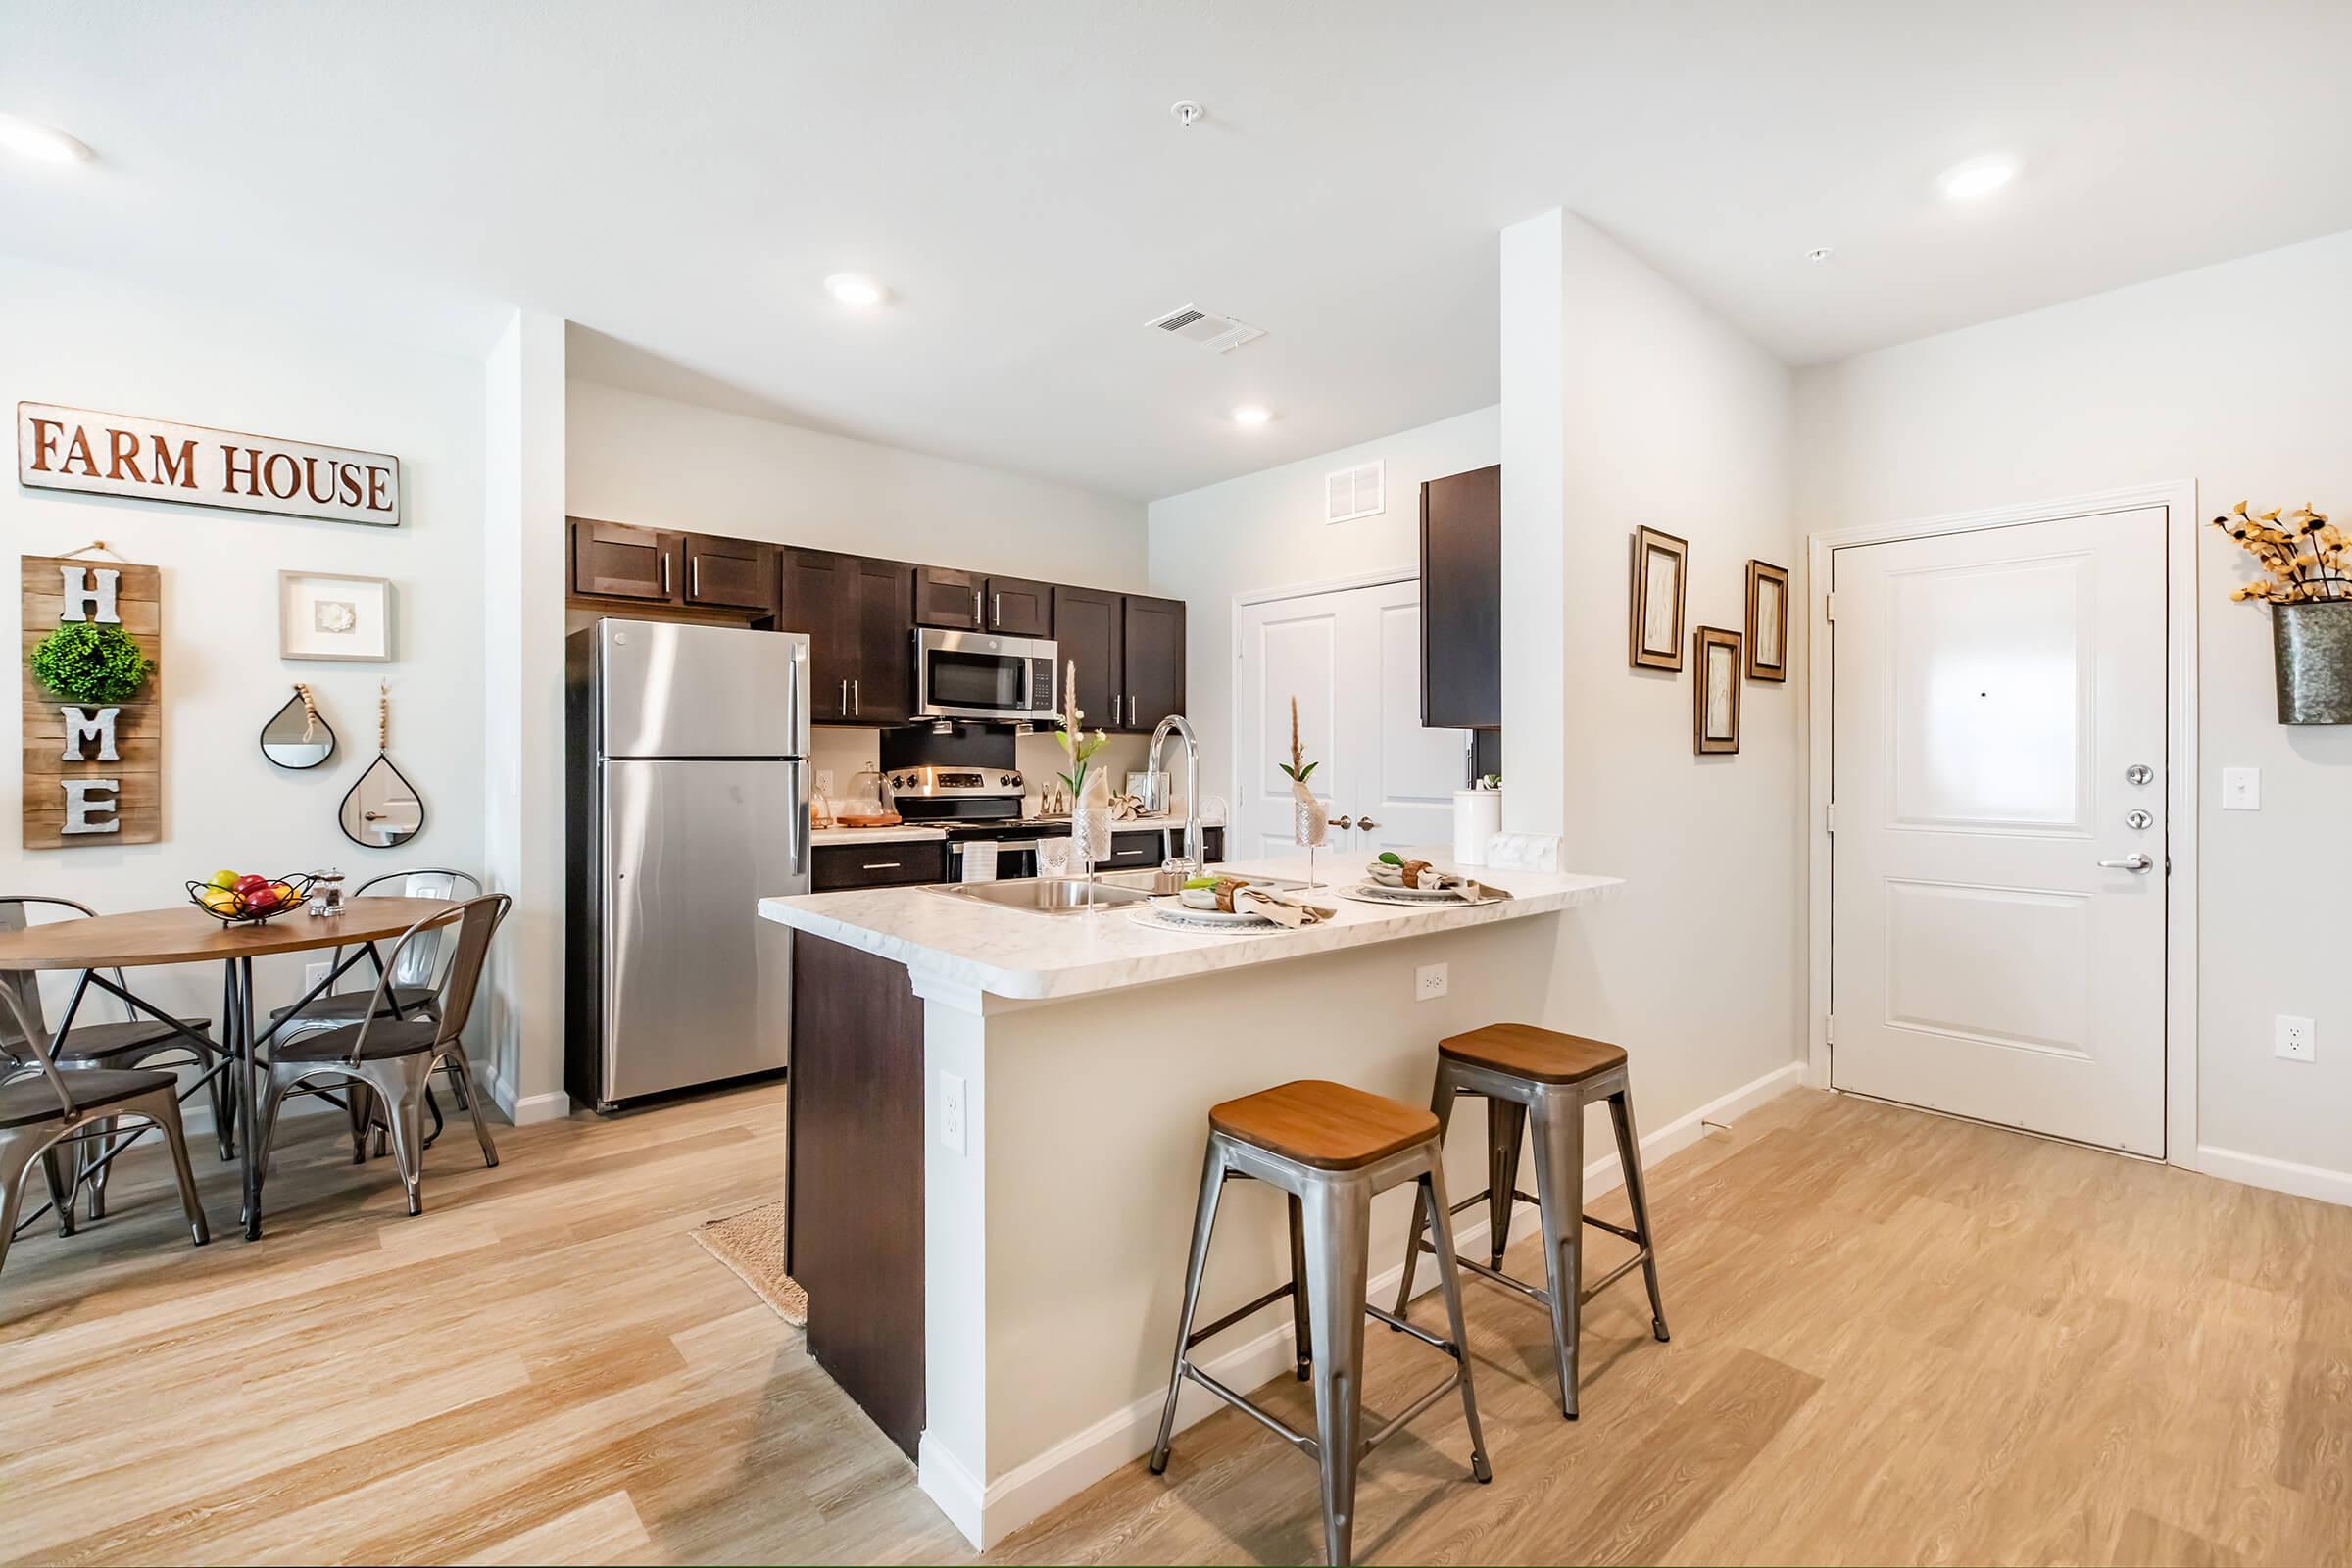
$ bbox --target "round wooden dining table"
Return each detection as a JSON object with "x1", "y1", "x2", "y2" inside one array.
[{"x1": 0, "y1": 898, "x2": 459, "y2": 1240}]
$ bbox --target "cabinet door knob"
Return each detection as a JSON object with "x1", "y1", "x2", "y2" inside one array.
[
  {"x1": 1358, "y1": 817, "x2": 1380, "y2": 830},
  {"x1": 1330, "y1": 815, "x2": 1356, "y2": 830}
]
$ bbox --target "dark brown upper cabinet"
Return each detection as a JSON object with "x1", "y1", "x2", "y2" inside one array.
[
  {"x1": 984, "y1": 575, "x2": 1052, "y2": 638},
  {"x1": 570, "y1": 517, "x2": 680, "y2": 604},
  {"x1": 850, "y1": 557, "x2": 915, "y2": 723},
  {"x1": 914, "y1": 566, "x2": 984, "y2": 630},
  {"x1": 1053, "y1": 585, "x2": 1123, "y2": 729},
  {"x1": 779, "y1": 549, "x2": 917, "y2": 724},
  {"x1": 1120, "y1": 595, "x2": 1186, "y2": 735},
  {"x1": 683, "y1": 534, "x2": 776, "y2": 613},
  {"x1": 778, "y1": 548, "x2": 854, "y2": 722},
  {"x1": 1419, "y1": 465, "x2": 1501, "y2": 730}
]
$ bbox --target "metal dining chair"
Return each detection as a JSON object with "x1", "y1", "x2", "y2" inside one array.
[
  {"x1": 252, "y1": 894, "x2": 509, "y2": 1217},
  {"x1": 0, "y1": 897, "x2": 226, "y2": 1226},
  {"x1": 0, "y1": 981, "x2": 208, "y2": 1282},
  {"x1": 267, "y1": 869, "x2": 483, "y2": 1161}
]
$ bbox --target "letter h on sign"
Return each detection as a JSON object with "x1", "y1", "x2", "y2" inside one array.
[{"x1": 60, "y1": 565, "x2": 122, "y2": 623}]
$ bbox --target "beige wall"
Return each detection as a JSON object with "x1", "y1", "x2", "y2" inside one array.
[
  {"x1": 1498, "y1": 209, "x2": 1808, "y2": 1129},
  {"x1": 0, "y1": 251, "x2": 489, "y2": 1070},
  {"x1": 565, "y1": 379, "x2": 1149, "y2": 590},
  {"x1": 1796, "y1": 227, "x2": 2352, "y2": 1188}
]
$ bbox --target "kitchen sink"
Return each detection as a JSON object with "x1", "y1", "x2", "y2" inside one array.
[
  {"x1": 927, "y1": 869, "x2": 1310, "y2": 914},
  {"x1": 931, "y1": 878, "x2": 1155, "y2": 913}
]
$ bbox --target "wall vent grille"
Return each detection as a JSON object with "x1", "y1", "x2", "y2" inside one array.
[{"x1": 1144, "y1": 302, "x2": 1265, "y2": 353}]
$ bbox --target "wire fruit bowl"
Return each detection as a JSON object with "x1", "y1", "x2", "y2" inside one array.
[{"x1": 186, "y1": 874, "x2": 318, "y2": 926}]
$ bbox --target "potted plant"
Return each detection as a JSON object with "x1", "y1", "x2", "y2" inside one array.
[
  {"x1": 29, "y1": 620, "x2": 151, "y2": 705},
  {"x1": 2216, "y1": 500, "x2": 2352, "y2": 723}
]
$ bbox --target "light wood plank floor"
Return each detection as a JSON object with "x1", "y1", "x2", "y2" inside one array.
[{"x1": 5, "y1": 1084, "x2": 2347, "y2": 1565}]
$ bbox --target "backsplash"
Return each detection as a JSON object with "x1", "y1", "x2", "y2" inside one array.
[{"x1": 810, "y1": 726, "x2": 1154, "y2": 810}]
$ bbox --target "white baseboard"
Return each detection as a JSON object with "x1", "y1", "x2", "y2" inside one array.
[
  {"x1": 474, "y1": 1059, "x2": 571, "y2": 1126},
  {"x1": 937, "y1": 1057, "x2": 1805, "y2": 1550},
  {"x1": 916, "y1": 1433, "x2": 989, "y2": 1550},
  {"x1": 2195, "y1": 1143, "x2": 2352, "y2": 1207}
]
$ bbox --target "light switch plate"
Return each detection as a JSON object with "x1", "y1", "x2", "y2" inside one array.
[
  {"x1": 1415, "y1": 963, "x2": 1448, "y2": 1002},
  {"x1": 2223, "y1": 767, "x2": 2261, "y2": 810},
  {"x1": 2277, "y1": 1015, "x2": 2315, "y2": 1062},
  {"x1": 940, "y1": 1072, "x2": 967, "y2": 1153},
  {"x1": 814, "y1": 770, "x2": 835, "y2": 798}
]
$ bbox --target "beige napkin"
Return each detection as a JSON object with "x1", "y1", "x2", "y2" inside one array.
[{"x1": 1237, "y1": 889, "x2": 1338, "y2": 927}]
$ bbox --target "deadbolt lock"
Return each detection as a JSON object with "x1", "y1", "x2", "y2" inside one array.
[
  {"x1": 2126, "y1": 809, "x2": 2153, "y2": 830},
  {"x1": 2125, "y1": 763, "x2": 2154, "y2": 786}
]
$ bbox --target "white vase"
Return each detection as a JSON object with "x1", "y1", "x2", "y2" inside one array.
[{"x1": 1452, "y1": 789, "x2": 1501, "y2": 866}]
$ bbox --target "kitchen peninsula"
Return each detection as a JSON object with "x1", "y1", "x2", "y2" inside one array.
[{"x1": 757, "y1": 856, "x2": 1620, "y2": 1549}]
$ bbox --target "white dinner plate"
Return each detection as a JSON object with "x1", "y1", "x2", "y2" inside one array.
[
  {"x1": 1145, "y1": 895, "x2": 1279, "y2": 927},
  {"x1": 1339, "y1": 881, "x2": 1495, "y2": 907},
  {"x1": 1353, "y1": 877, "x2": 1467, "y2": 900}
]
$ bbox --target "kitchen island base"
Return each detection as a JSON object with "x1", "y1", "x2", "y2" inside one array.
[{"x1": 767, "y1": 859, "x2": 1624, "y2": 1547}]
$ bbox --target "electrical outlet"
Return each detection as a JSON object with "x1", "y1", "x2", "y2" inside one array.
[
  {"x1": 814, "y1": 769, "x2": 835, "y2": 797},
  {"x1": 305, "y1": 961, "x2": 329, "y2": 994},
  {"x1": 2223, "y1": 767, "x2": 2261, "y2": 810},
  {"x1": 2277, "y1": 1014, "x2": 2316, "y2": 1062},
  {"x1": 1415, "y1": 963, "x2": 1448, "y2": 1002},
  {"x1": 940, "y1": 1071, "x2": 967, "y2": 1153}
]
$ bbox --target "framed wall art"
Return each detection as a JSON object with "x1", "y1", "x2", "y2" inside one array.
[
  {"x1": 1693, "y1": 625, "x2": 1742, "y2": 755},
  {"x1": 279, "y1": 570, "x2": 394, "y2": 662},
  {"x1": 1629, "y1": 526, "x2": 1688, "y2": 670},
  {"x1": 1745, "y1": 559, "x2": 1789, "y2": 681},
  {"x1": 23, "y1": 550, "x2": 163, "y2": 849}
]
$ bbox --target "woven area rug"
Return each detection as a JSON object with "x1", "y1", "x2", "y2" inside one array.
[{"x1": 692, "y1": 1200, "x2": 808, "y2": 1327}]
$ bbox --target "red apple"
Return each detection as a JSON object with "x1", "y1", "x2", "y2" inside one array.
[
  {"x1": 232, "y1": 873, "x2": 270, "y2": 896},
  {"x1": 245, "y1": 888, "x2": 279, "y2": 914}
]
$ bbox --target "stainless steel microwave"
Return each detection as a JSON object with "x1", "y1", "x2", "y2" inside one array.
[{"x1": 914, "y1": 627, "x2": 1059, "y2": 721}]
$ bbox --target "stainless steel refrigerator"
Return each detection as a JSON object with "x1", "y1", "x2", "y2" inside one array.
[{"x1": 565, "y1": 618, "x2": 811, "y2": 1111}]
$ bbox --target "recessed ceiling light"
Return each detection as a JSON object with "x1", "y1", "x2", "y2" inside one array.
[
  {"x1": 0, "y1": 114, "x2": 93, "y2": 165},
  {"x1": 1936, "y1": 158, "x2": 2015, "y2": 202},
  {"x1": 1230, "y1": 405, "x2": 1272, "y2": 427},
  {"x1": 824, "y1": 273, "x2": 886, "y2": 308},
  {"x1": 1806, "y1": 246, "x2": 1835, "y2": 263}
]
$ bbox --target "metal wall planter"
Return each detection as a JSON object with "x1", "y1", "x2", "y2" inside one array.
[{"x1": 2273, "y1": 601, "x2": 2352, "y2": 724}]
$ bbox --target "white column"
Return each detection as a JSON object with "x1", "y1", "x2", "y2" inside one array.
[
  {"x1": 1498, "y1": 209, "x2": 1568, "y2": 837},
  {"x1": 480, "y1": 309, "x2": 569, "y2": 1121},
  {"x1": 909, "y1": 969, "x2": 993, "y2": 1547}
]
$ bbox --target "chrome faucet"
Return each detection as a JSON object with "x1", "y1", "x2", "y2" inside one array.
[{"x1": 1148, "y1": 713, "x2": 1205, "y2": 882}]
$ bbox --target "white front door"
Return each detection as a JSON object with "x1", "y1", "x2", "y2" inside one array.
[
  {"x1": 1236, "y1": 578, "x2": 1468, "y2": 863},
  {"x1": 1830, "y1": 507, "x2": 2169, "y2": 1155}
]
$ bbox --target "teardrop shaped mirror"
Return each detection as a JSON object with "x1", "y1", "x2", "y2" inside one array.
[
  {"x1": 259, "y1": 684, "x2": 336, "y2": 770},
  {"x1": 340, "y1": 753, "x2": 425, "y2": 848}
]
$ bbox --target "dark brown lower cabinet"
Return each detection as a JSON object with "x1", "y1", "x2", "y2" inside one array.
[{"x1": 788, "y1": 931, "x2": 925, "y2": 1458}]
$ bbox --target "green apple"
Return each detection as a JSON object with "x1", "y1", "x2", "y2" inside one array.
[{"x1": 208, "y1": 868, "x2": 238, "y2": 890}]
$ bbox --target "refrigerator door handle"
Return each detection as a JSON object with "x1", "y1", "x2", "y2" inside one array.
[{"x1": 788, "y1": 760, "x2": 811, "y2": 881}]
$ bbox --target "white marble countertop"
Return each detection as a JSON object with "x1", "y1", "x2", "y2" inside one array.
[
  {"x1": 759, "y1": 852, "x2": 1621, "y2": 1001},
  {"x1": 811, "y1": 824, "x2": 949, "y2": 846}
]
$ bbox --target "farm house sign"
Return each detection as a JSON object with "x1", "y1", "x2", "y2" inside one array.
[{"x1": 17, "y1": 402, "x2": 401, "y2": 527}]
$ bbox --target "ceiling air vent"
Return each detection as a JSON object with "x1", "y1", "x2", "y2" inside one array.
[
  {"x1": 1144, "y1": 302, "x2": 1265, "y2": 353},
  {"x1": 1326, "y1": 460, "x2": 1385, "y2": 524}
]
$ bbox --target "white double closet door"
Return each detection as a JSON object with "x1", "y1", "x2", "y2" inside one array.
[
  {"x1": 1234, "y1": 577, "x2": 1469, "y2": 864},
  {"x1": 1830, "y1": 507, "x2": 2169, "y2": 1155}
]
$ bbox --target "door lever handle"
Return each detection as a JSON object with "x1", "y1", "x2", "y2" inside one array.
[{"x1": 2097, "y1": 854, "x2": 2154, "y2": 873}]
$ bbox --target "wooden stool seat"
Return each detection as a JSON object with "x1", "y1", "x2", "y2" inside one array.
[
  {"x1": 1209, "y1": 1079, "x2": 1440, "y2": 1171},
  {"x1": 1439, "y1": 1023, "x2": 1627, "y2": 1085}
]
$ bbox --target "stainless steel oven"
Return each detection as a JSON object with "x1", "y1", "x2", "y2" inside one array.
[{"x1": 914, "y1": 628, "x2": 1058, "y2": 722}]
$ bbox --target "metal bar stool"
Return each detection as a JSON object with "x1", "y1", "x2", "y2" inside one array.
[
  {"x1": 1393, "y1": 1024, "x2": 1669, "y2": 1421},
  {"x1": 1149, "y1": 1078, "x2": 1492, "y2": 1567}
]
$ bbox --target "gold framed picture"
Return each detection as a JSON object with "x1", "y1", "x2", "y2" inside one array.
[
  {"x1": 1629, "y1": 526, "x2": 1689, "y2": 670},
  {"x1": 1693, "y1": 625, "x2": 1742, "y2": 755},
  {"x1": 1744, "y1": 560, "x2": 1789, "y2": 682}
]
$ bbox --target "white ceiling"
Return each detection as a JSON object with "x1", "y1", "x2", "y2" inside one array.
[{"x1": 6, "y1": 3, "x2": 2350, "y2": 501}]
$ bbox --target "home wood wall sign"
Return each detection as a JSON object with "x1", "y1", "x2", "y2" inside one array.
[
  {"x1": 22, "y1": 555, "x2": 163, "y2": 849},
  {"x1": 17, "y1": 403, "x2": 401, "y2": 527}
]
